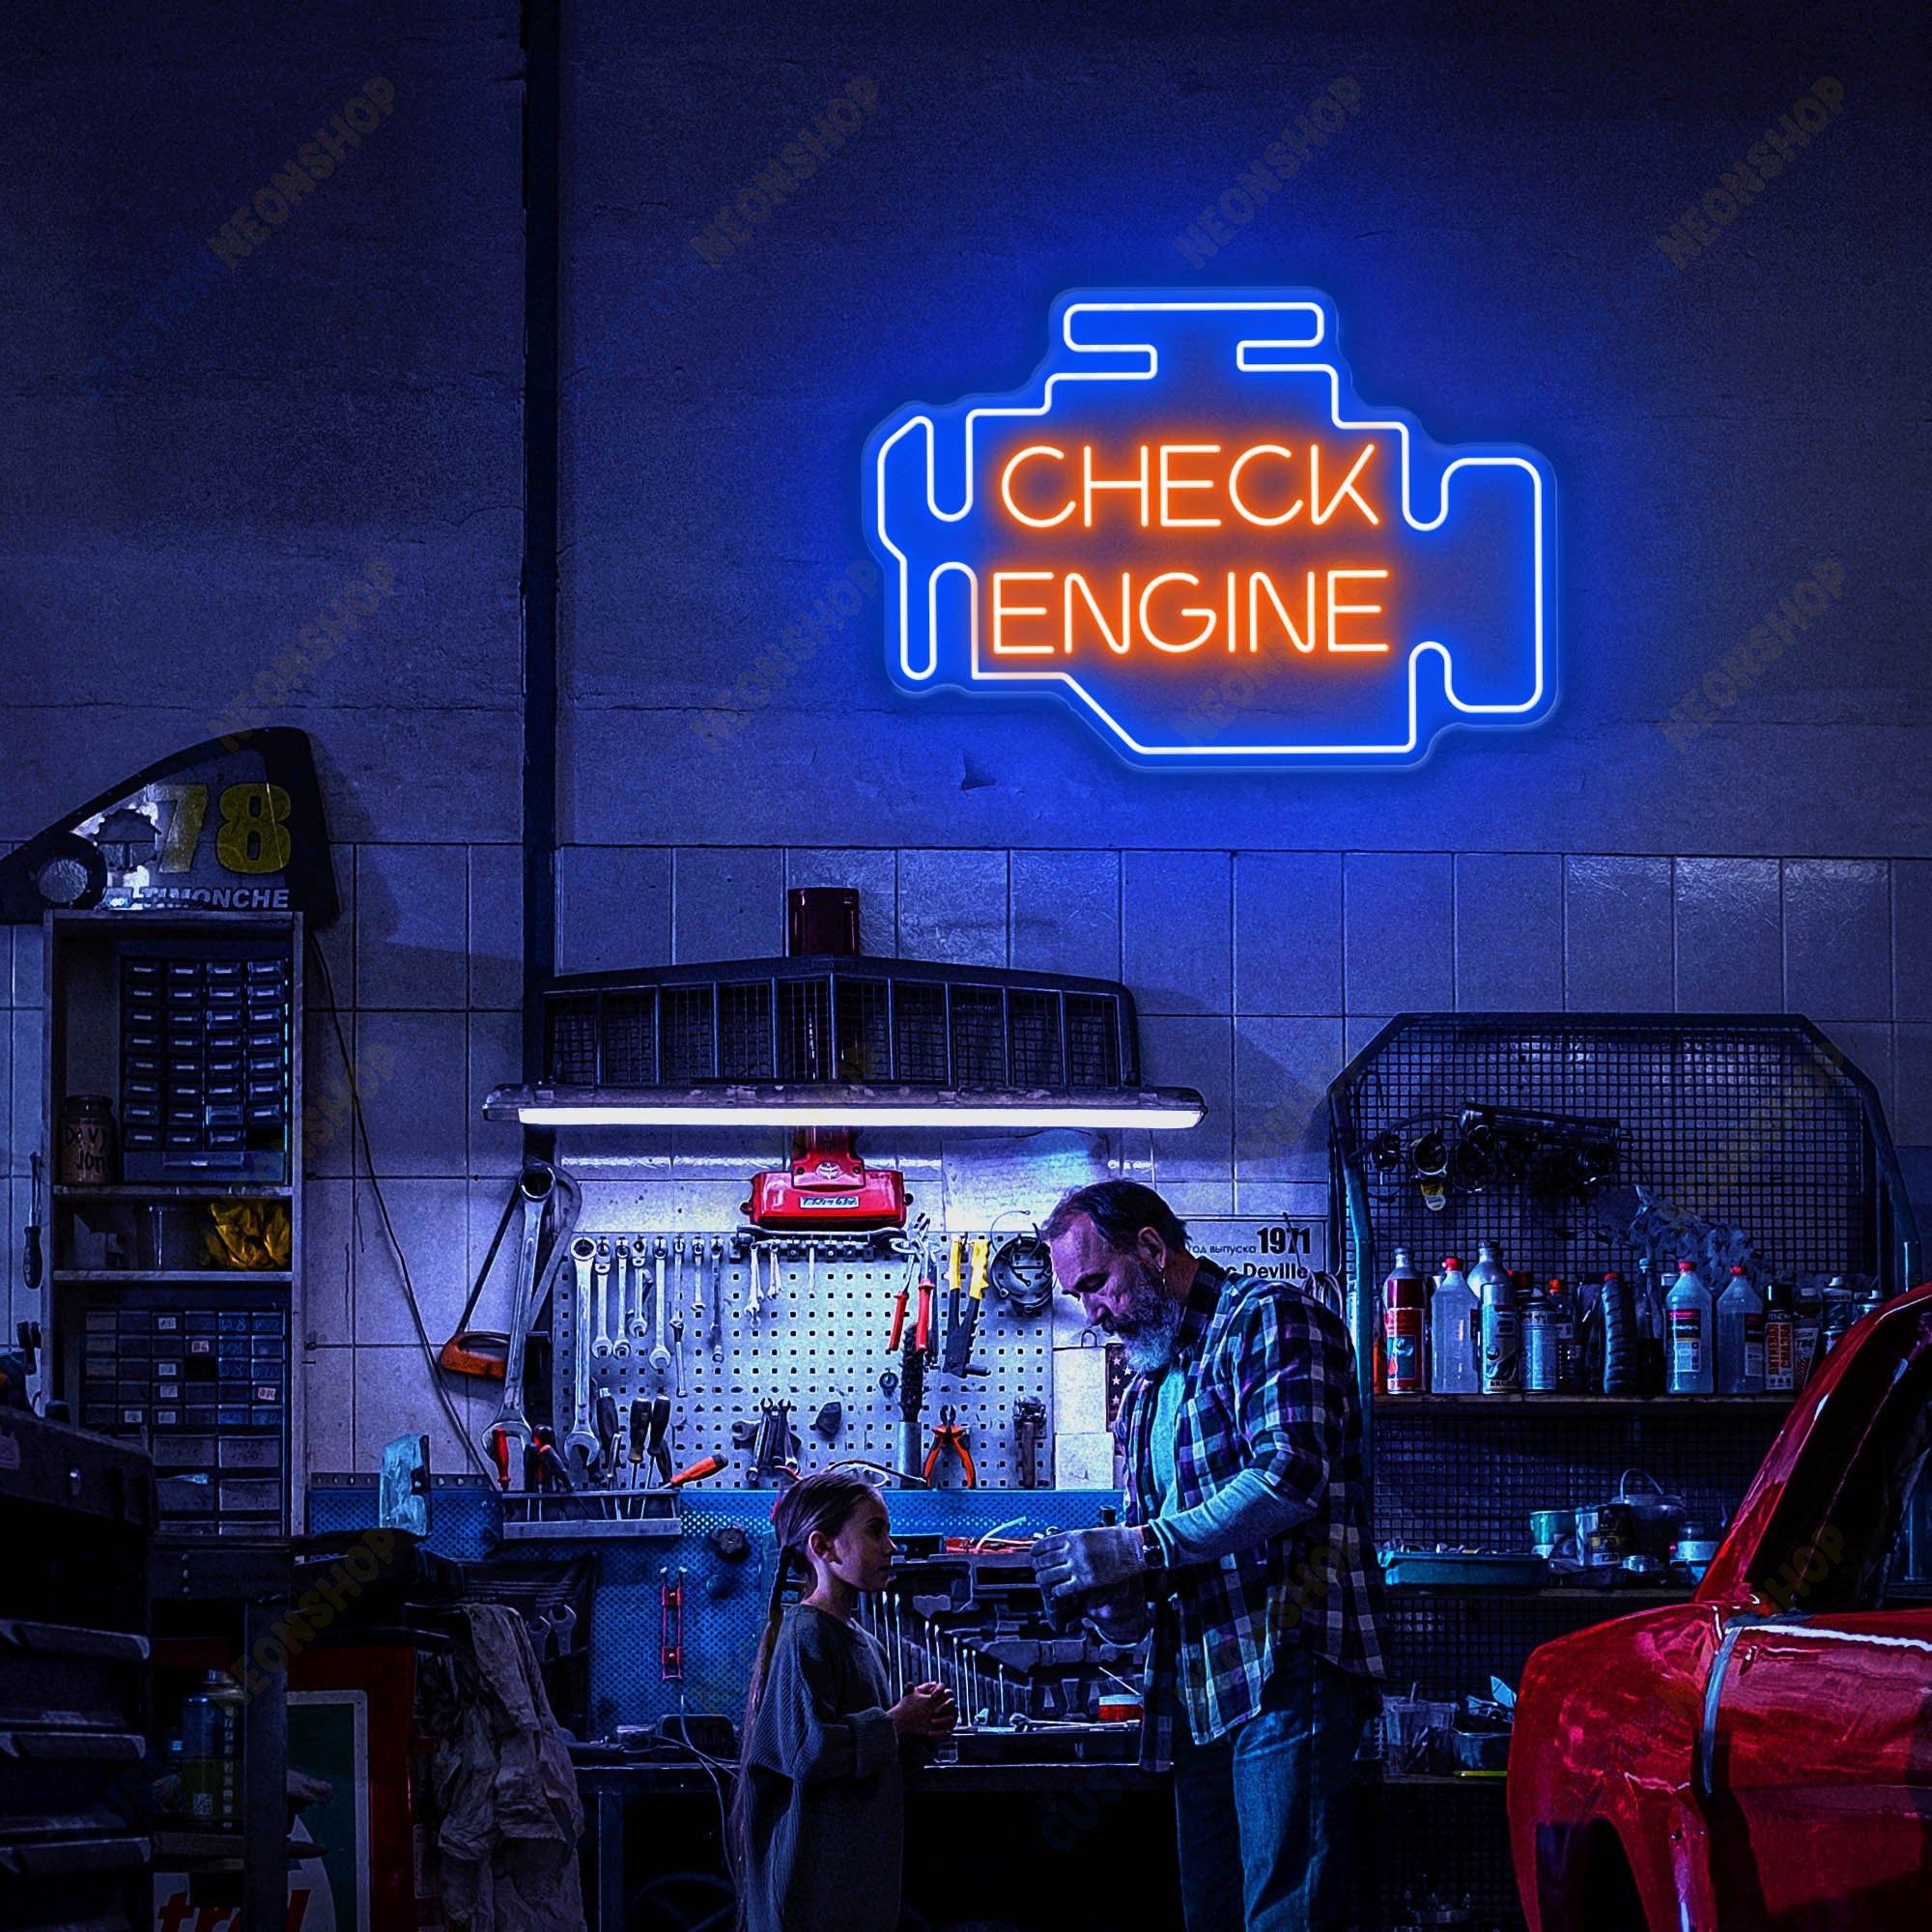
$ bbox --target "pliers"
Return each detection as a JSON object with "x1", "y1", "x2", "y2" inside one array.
[{"x1": 923, "y1": 1405, "x2": 976, "y2": 1488}]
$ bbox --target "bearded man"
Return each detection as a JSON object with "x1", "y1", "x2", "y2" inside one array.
[{"x1": 1031, "y1": 1180, "x2": 1384, "y2": 1932}]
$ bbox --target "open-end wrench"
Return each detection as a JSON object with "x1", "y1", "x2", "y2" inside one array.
[
  {"x1": 487, "y1": 1163, "x2": 557, "y2": 1468},
  {"x1": 591, "y1": 1238, "x2": 613, "y2": 1358},
  {"x1": 650, "y1": 1235, "x2": 671, "y2": 1374},
  {"x1": 747, "y1": 1240, "x2": 763, "y2": 1320},
  {"x1": 709, "y1": 1236, "x2": 725, "y2": 1364},
  {"x1": 627, "y1": 1235, "x2": 651, "y2": 1339}
]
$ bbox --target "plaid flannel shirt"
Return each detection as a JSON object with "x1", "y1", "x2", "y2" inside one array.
[{"x1": 1117, "y1": 1259, "x2": 1385, "y2": 1768}]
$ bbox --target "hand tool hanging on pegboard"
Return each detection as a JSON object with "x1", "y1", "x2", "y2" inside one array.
[
  {"x1": 945, "y1": 1235, "x2": 991, "y2": 1377},
  {"x1": 924, "y1": 1406, "x2": 976, "y2": 1488},
  {"x1": 707, "y1": 1236, "x2": 725, "y2": 1363},
  {"x1": 485, "y1": 1162, "x2": 566, "y2": 1472},
  {"x1": 1013, "y1": 1397, "x2": 1045, "y2": 1490},
  {"x1": 591, "y1": 1238, "x2": 613, "y2": 1361},
  {"x1": 897, "y1": 1336, "x2": 926, "y2": 1483}
]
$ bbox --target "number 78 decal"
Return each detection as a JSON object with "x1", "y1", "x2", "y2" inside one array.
[{"x1": 864, "y1": 289, "x2": 1555, "y2": 768}]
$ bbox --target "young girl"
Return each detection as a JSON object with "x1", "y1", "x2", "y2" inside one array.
[{"x1": 734, "y1": 1470, "x2": 955, "y2": 1932}]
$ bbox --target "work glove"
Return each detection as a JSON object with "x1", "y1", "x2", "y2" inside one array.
[
  {"x1": 1084, "y1": 1577, "x2": 1151, "y2": 1644},
  {"x1": 1031, "y1": 1524, "x2": 1147, "y2": 1601}
]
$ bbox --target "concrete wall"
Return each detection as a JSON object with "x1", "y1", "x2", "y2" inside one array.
[{"x1": 2, "y1": 0, "x2": 1927, "y2": 1480}]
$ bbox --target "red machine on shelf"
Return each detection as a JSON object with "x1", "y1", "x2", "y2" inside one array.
[{"x1": 743, "y1": 1128, "x2": 907, "y2": 1231}]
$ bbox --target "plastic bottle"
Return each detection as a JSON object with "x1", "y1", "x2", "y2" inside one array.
[
  {"x1": 1476, "y1": 1247, "x2": 1521, "y2": 1394},
  {"x1": 1665, "y1": 1260, "x2": 1714, "y2": 1395},
  {"x1": 1763, "y1": 1279, "x2": 1795, "y2": 1393},
  {"x1": 1430, "y1": 1256, "x2": 1480, "y2": 1394},
  {"x1": 1715, "y1": 1264, "x2": 1766, "y2": 1394},
  {"x1": 1521, "y1": 1275, "x2": 1556, "y2": 1392},
  {"x1": 1548, "y1": 1276, "x2": 1580, "y2": 1392},
  {"x1": 1383, "y1": 1248, "x2": 1428, "y2": 1395}
]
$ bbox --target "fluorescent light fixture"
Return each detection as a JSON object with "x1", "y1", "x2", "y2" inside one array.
[{"x1": 484, "y1": 1083, "x2": 1206, "y2": 1130}]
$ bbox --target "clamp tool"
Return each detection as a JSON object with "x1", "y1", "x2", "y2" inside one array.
[{"x1": 923, "y1": 1406, "x2": 976, "y2": 1488}]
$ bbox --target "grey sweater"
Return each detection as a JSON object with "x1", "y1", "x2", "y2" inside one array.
[{"x1": 742, "y1": 1605, "x2": 909, "y2": 1932}]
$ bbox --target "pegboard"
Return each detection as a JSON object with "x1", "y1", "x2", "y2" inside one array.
[{"x1": 550, "y1": 1234, "x2": 1054, "y2": 1489}]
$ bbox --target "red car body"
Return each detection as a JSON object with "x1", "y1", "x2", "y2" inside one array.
[{"x1": 1508, "y1": 1281, "x2": 1932, "y2": 1931}]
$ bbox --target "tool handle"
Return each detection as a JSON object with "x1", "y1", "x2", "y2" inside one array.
[
  {"x1": 915, "y1": 1285, "x2": 931, "y2": 1352},
  {"x1": 969, "y1": 1235, "x2": 989, "y2": 1301},
  {"x1": 889, "y1": 1287, "x2": 909, "y2": 1351},
  {"x1": 948, "y1": 1234, "x2": 962, "y2": 1297},
  {"x1": 667, "y1": 1454, "x2": 725, "y2": 1489},
  {"x1": 488, "y1": 1426, "x2": 513, "y2": 1491}
]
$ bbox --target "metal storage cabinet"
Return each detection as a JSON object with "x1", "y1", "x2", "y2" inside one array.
[{"x1": 0, "y1": 1406, "x2": 155, "y2": 1932}]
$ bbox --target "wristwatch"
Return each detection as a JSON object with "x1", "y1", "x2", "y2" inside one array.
[{"x1": 1139, "y1": 1521, "x2": 1167, "y2": 1571}]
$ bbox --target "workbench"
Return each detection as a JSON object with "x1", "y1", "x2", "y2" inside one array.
[{"x1": 574, "y1": 1750, "x2": 1178, "y2": 1932}]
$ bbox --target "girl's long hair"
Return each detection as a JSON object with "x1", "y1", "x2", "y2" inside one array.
[{"x1": 728, "y1": 1469, "x2": 882, "y2": 1923}]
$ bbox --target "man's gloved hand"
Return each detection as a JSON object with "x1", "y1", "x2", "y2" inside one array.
[
  {"x1": 1031, "y1": 1525, "x2": 1147, "y2": 1601},
  {"x1": 1084, "y1": 1577, "x2": 1151, "y2": 1644}
]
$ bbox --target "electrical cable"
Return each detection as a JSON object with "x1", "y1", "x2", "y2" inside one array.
[{"x1": 306, "y1": 930, "x2": 584, "y2": 1480}]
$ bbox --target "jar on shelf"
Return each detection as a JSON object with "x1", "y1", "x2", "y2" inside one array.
[{"x1": 58, "y1": 1094, "x2": 117, "y2": 1185}]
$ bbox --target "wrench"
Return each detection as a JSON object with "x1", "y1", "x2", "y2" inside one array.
[
  {"x1": 609, "y1": 1240, "x2": 631, "y2": 1359},
  {"x1": 709, "y1": 1236, "x2": 725, "y2": 1364},
  {"x1": 590, "y1": 1238, "x2": 612, "y2": 1358},
  {"x1": 561, "y1": 1245, "x2": 599, "y2": 1476},
  {"x1": 670, "y1": 1236, "x2": 686, "y2": 1393},
  {"x1": 747, "y1": 1240, "x2": 763, "y2": 1320},
  {"x1": 650, "y1": 1235, "x2": 671, "y2": 1373},
  {"x1": 690, "y1": 1236, "x2": 706, "y2": 1350},
  {"x1": 487, "y1": 1164, "x2": 558, "y2": 1467},
  {"x1": 627, "y1": 1235, "x2": 651, "y2": 1339},
  {"x1": 571, "y1": 1235, "x2": 599, "y2": 1360}
]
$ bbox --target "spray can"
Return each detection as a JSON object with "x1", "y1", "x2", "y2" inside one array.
[
  {"x1": 1522, "y1": 1275, "x2": 1556, "y2": 1393},
  {"x1": 1382, "y1": 1248, "x2": 1428, "y2": 1395},
  {"x1": 1548, "y1": 1276, "x2": 1580, "y2": 1392},
  {"x1": 1791, "y1": 1278, "x2": 1823, "y2": 1388},
  {"x1": 1477, "y1": 1252, "x2": 1521, "y2": 1394},
  {"x1": 1763, "y1": 1278, "x2": 1795, "y2": 1394}
]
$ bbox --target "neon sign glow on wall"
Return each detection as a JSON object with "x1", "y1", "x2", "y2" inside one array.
[{"x1": 864, "y1": 290, "x2": 1556, "y2": 767}]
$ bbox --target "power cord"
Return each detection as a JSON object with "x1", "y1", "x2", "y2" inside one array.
[{"x1": 305, "y1": 930, "x2": 493, "y2": 1478}]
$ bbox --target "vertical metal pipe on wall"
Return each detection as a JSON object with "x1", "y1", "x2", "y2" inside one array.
[{"x1": 521, "y1": 0, "x2": 562, "y2": 1075}]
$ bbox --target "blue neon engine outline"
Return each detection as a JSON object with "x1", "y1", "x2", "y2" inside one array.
[{"x1": 863, "y1": 289, "x2": 1557, "y2": 767}]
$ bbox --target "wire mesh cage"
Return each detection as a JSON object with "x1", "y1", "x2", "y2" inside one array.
[
  {"x1": 1328, "y1": 1012, "x2": 1919, "y2": 1378},
  {"x1": 1327, "y1": 1012, "x2": 1920, "y2": 1931}
]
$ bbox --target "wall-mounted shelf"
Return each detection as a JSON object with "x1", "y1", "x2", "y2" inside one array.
[
  {"x1": 55, "y1": 1269, "x2": 291, "y2": 1285},
  {"x1": 56, "y1": 1184, "x2": 294, "y2": 1202}
]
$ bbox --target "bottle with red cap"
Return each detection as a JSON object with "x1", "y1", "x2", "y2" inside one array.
[
  {"x1": 1716, "y1": 1264, "x2": 1765, "y2": 1394},
  {"x1": 1383, "y1": 1248, "x2": 1428, "y2": 1394},
  {"x1": 1665, "y1": 1259, "x2": 1715, "y2": 1395}
]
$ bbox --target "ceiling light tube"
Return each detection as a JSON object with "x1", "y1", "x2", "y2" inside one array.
[{"x1": 484, "y1": 1084, "x2": 1206, "y2": 1131}]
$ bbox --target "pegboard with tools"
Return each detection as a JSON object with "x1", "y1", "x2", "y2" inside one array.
[{"x1": 547, "y1": 1229, "x2": 1058, "y2": 1492}]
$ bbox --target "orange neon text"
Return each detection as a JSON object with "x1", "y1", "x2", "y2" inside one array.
[
  {"x1": 998, "y1": 440, "x2": 1380, "y2": 530},
  {"x1": 988, "y1": 568, "x2": 1390, "y2": 657}
]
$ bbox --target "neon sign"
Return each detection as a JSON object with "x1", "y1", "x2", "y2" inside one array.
[{"x1": 864, "y1": 290, "x2": 1555, "y2": 766}]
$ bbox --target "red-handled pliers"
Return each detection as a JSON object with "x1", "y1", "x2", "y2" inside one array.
[{"x1": 923, "y1": 1406, "x2": 976, "y2": 1487}]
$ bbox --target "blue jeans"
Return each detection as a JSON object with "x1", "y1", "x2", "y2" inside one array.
[{"x1": 1169, "y1": 1649, "x2": 1371, "y2": 1931}]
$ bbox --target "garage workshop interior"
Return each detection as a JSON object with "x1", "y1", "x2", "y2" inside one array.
[{"x1": 4, "y1": 6, "x2": 1929, "y2": 1931}]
